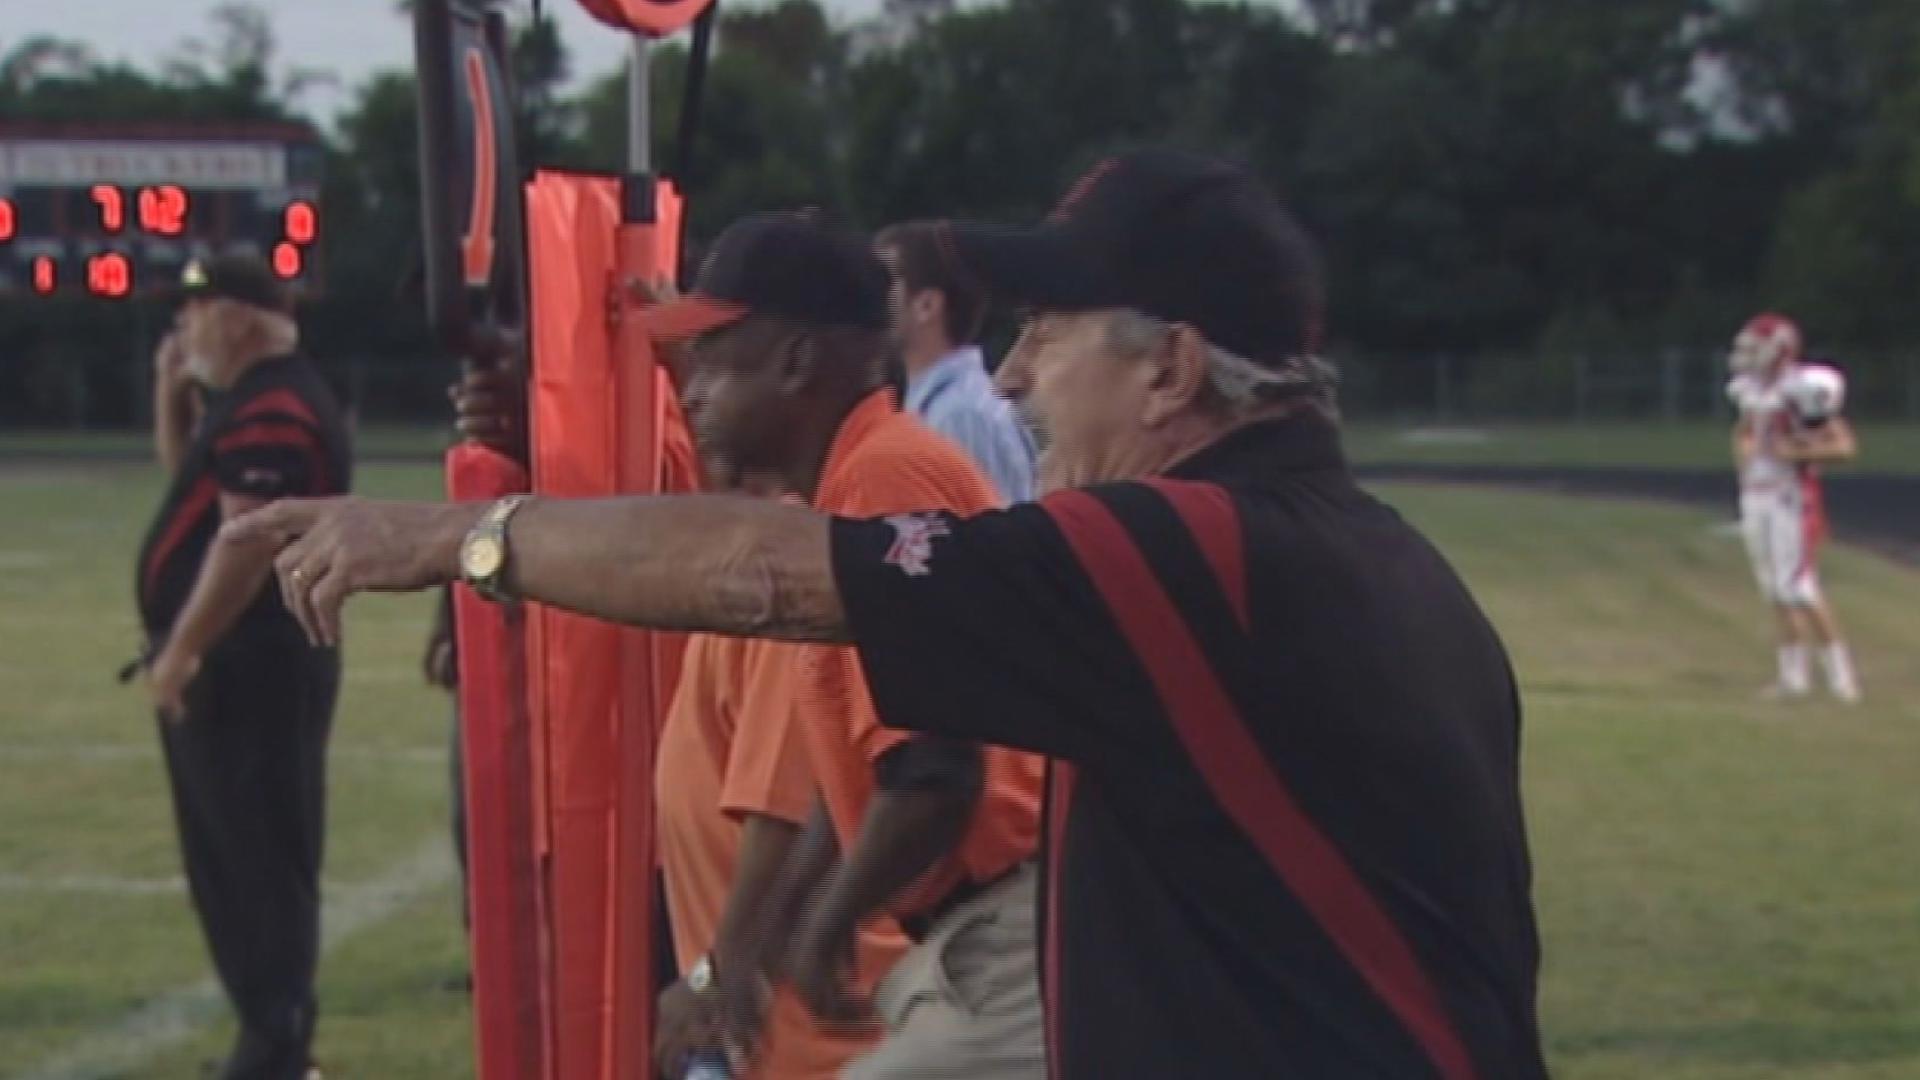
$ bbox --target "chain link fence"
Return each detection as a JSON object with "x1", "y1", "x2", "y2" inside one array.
[{"x1": 7, "y1": 339, "x2": 1920, "y2": 433}]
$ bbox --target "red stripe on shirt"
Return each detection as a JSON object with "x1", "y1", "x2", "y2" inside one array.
[
  {"x1": 215, "y1": 420, "x2": 330, "y2": 494},
  {"x1": 233, "y1": 387, "x2": 318, "y2": 427},
  {"x1": 1796, "y1": 470, "x2": 1825, "y2": 583},
  {"x1": 1042, "y1": 488, "x2": 1480, "y2": 1080},
  {"x1": 143, "y1": 476, "x2": 219, "y2": 597},
  {"x1": 1144, "y1": 479, "x2": 1249, "y2": 629},
  {"x1": 214, "y1": 420, "x2": 316, "y2": 456}
]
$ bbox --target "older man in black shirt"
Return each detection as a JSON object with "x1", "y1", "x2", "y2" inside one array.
[{"x1": 137, "y1": 256, "x2": 351, "y2": 1080}]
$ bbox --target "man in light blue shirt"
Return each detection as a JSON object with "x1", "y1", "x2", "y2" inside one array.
[{"x1": 876, "y1": 221, "x2": 1037, "y2": 504}]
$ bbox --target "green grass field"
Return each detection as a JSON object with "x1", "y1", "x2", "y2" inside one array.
[
  {"x1": 1342, "y1": 419, "x2": 1920, "y2": 472},
  {"x1": 3, "y1": 461, "x2": 1918, "y2": 1078},
  {"x1": 0, "y1": 426, "x2": 454, "y2": 463}
]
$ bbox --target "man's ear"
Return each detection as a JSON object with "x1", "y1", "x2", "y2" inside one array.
[
  {"x1": 777, "y1": 329, "x2": 819, "y2": 395},
  {"x1": 911, "y1": 288, "x2": 943, "y2": 328},
  {"x1": 1141, "y1": 323, "x2": 1210, "y2": 427}
]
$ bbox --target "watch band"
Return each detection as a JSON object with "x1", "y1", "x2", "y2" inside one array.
[
  {"x1": 461, "y1": 494, "x2": 530, "y2": 602},
  {"x1": 687, "y1": 954, "x2": 715, "y2": 994}
]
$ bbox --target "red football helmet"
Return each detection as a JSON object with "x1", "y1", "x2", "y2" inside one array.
[{"x1": 1730, "y1": 313, "x2": 1803, "y2": 375}]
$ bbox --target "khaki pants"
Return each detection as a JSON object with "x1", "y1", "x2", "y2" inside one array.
[{"x1": 842, "y1": 861, "x2": 1046, "y2": 1080}]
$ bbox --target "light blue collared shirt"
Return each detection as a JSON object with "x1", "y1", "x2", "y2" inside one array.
[{"x1": 904, "y1": 346, "x2": 1037, "y2": 505}]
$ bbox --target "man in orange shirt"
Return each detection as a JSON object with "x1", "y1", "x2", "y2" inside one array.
[
  {"x1": 647, "y1": 213, "x2": 1047, "y2": 1078},
  {"x1": 653, "y1": 621, "x2": 907, "y2": 1079}
]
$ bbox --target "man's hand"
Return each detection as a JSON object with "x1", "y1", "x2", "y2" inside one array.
[
  {"x1": 154, "y1": 332, "x2": 190, "y2": 391},
  {"x1": 146, "y1": 646, "x2": 200, "y2": 724},
  {"x1": 652, "y1": 979, "x2": 720, "y2": 1078},
  {"x1": 424, "y1": 631, "x2": 456, "y2": 690},
  {"x1": 712, "y1": 961, "x2": 773, "y2": 1070},
  {"x1": 223, "y1": 498, "x2": 484, "y2": 648},
  {"x1": 785, "y1": 909, "x2": 877, "y2": 1034},
  {"x1": 450, "y1": 364, "x2": 527, "y2": 462}
]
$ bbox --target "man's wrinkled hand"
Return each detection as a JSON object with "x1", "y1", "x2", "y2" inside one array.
[
  {"x1": 222, "y1": 497, "x2": 483, "y2": 649},
  {"x1": 146, "y1": 647, "x2": 200, "y2": 724}
]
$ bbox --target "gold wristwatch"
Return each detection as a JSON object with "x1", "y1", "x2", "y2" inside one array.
[{"x1": 460, "y1": 495, "x2": 530, "y2": 602}]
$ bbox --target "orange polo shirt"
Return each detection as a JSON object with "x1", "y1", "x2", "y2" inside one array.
[
  {"x1": 801, "y1": 391, "x2": 1045, "y2": 914},
  {"x1": 656, "y1": 634, "x2": 905, "y2": 1079}
]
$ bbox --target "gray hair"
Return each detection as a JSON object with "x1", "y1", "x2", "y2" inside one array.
[{"x1": 1105, "y1": 309, "x2": 1339, "y2": 412}]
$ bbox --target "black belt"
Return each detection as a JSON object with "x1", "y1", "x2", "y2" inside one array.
[{"x1": 899, "y1": 863, "x2": 1020, "y2": 943}]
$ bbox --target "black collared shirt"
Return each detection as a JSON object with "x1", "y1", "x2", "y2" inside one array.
[
  {"x1": 830, "y1": 413, "x2": 1546, "y2": 1079},
  {"x1": 136, "y1": 355, "x2": 352, "y2": 639}
]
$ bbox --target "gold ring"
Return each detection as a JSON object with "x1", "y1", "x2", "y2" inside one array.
[{"x1": 290, "y1": 568, "x2": 307, "y2": 584}]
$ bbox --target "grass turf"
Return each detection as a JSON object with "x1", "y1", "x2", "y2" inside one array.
[
  {"x1": 1, "y1": 462, "x2": 1916, "y2": 1078},
  {"x1": 1343, "y1": 420, "x2": 1920, "y2": 473}
]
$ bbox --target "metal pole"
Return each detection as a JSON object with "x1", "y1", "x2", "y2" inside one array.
[{"x1": 628, "y1": 37, "x2": 652, "y2": 174}]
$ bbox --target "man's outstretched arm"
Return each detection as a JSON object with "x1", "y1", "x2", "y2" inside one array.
[
  {"x1": 225, "y1": 495, "x2": 849, "y2": 648},
  {"x1": 147, "y1": 494, "x2": 279, "y2": 719}
]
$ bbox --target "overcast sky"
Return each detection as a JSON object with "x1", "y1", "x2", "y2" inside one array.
[{"x1": 1, "y1": 0, "x2": 890, "y2": 127}]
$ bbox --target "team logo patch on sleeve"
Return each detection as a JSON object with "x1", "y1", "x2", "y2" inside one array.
[{"x1": 882, "y1": 513, "x2": 950, "y2": 576}]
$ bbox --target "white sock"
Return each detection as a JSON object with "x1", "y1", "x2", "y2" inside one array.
[
  {"x1": 1778, "y1": 645, "x2": 1811, "y2": 693},
  {"x1": 1820, "y1": 643, "x2": 1860, "y2": 700}
]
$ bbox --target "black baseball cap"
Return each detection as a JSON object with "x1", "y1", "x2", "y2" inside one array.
[
  {"x1": 645, "y1": 211, "x2": 891, "y2": 343},
  {"x1": 941, "y1": 148, "x2": 1325, "y2": 366},
  {"x1": 177, "y1": 254, "x2": 291, "y2": 313}
]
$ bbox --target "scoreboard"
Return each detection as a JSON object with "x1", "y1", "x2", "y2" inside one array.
[{"x1": 0, "y1": 123, "x2": 325, "y2": 299}]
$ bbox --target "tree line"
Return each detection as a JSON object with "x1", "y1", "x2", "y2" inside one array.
[{"x1": 3, "y1": 0, "x2": 1917, "y2": 427}]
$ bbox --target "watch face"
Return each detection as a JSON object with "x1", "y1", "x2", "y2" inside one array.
[
  {"x1": 688, "y1": 956, "x2": 713, "y2": 993},
  {"x1": 462, "y1": 536, "x2": 504, "y2": 580}
]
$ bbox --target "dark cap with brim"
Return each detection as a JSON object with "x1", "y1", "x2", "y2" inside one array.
[
  {"x1": 644, "y1": 212, "x2": 889, "y2": 344},
  {"x1": 174, "y1": 254, "x2": 292, "y2": 313},
  {"x1": 941, "y1": 148, "x2": 1325, "y2": 366}
]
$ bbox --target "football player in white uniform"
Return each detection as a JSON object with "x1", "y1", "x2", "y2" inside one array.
[{"x1": 1727, "y1": 313, "x2": 1861, "y2": 702}]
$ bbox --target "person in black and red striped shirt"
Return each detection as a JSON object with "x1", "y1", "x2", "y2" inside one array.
[
  {"x1": 135, "y1": 255, "x2": 351, "y2": 1080},
  {"x1": 241, "y1": 149, "x2": 1546, "y2": 1079}
]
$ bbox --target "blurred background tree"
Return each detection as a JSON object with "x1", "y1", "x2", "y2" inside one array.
[{"x1": 4, "y1": 0, "x2": 1918, "y2": 426}]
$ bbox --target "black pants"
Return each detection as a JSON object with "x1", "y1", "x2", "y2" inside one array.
[{"x1": 159, "y1": 640, "x2": 339, "y2": 1080}]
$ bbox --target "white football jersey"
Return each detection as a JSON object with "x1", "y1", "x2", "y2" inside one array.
[{"x1": 1730, "y1": 363, "x2": 1847, "y2": 488}]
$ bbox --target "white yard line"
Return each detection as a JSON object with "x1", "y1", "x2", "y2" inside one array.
[
  {"x1": 0, "y1": 867, "x2": 451, "y2": 899},
  {"x1": 0, "y1": 743, "x2": 446, "y2": 765},
  {"x1": 0, "y1": 874, "x2": 185, "y2": 897},
  {"x1": 11, "y1": 840, "x2": 455, "y2": 1080}
]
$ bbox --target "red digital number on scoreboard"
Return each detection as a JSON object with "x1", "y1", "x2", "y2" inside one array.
[
  {"x1": 272, "y1": 242, "x2": 303, "y2": 279},
  {"x1": 32, "y1": 256, "x2": 57, "y2": 295},
  {"x1": 91, "y1": 185, "x2": 126, "y2": 234},
  {"x1": 87, "y1": 252, "x2": 132, "y2": 298},
  {"x1": 284, "y1": 200, "x2": 317, "y2": 245},
  {"x1": 138, "y1": 185, "x2": 189, "y2": 237},
  {"x1": 0, "y1": 197, "x2": 16, "y2": 242}
]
